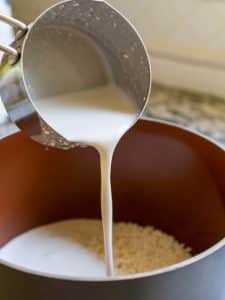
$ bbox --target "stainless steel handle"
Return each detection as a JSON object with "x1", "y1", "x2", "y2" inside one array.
[{"x1": 0, "y1": 14, "x2": 27, "y2": 57}]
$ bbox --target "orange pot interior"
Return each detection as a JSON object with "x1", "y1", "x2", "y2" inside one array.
[{"x1": 0, "y1": 120, "x2": 225, "y2": 254}]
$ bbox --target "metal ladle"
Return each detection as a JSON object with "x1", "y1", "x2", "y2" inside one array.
[{"x1": 0, "y1": 0, "x2": 151, "y2": 149}]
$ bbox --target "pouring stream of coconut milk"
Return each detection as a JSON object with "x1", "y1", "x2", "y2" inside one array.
[
  {"x1": 7, "y1": 0, "x2": 151, "y2": 277},
  {"x1": 27, "y1": 30, "x2": 150, "y2": 277},
  {"x1": 35, "y1": 85, "x2": 137, "y2": 276}
]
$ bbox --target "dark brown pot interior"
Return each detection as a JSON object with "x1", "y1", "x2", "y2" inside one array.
[{"x1": 0, "y1": 119, "x2": 225, "y2": 255}]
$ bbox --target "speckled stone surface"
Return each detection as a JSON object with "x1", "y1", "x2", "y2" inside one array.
[{"x1": 148, "y1": 84, "x2": 225, "y2": 147}]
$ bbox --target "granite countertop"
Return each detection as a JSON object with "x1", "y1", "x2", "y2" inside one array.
[{"x1": 148, "y1": 84, "x2": 225, "y2": 147}]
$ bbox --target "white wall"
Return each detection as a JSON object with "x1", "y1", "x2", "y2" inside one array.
[{"x1": 10, "y1": 0, "x2": 225, "y2": 98}]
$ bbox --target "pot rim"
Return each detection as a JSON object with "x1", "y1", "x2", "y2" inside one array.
[{"x1": 0, "y1": 116, "x2": 224, "y2": 282}]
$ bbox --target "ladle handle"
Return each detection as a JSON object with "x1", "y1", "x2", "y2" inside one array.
[{"x1": 0, "y1": 14, "x2": 27, "y2": 57}]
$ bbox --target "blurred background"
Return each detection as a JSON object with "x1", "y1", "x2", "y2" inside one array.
[{"x1": 1, "y1": 0, "x2": 225, "y2": 145}]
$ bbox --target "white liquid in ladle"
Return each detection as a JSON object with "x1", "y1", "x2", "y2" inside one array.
[{"x1": 34, "y1": 84, "x2": 137, "y2": 276}]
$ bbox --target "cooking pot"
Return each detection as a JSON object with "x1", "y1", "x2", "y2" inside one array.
[{"x1": 0, "y1": 117, "x2": 224, "y2": 299}]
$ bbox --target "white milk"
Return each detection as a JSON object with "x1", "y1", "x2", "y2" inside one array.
[
  {"x1": 0, "y1": 84, "x2": 137, "y2": 277},
  {"x1": 0, "y1": 220, "x2": 106, "y2": 278},
  {"x1": 36, "y1": 85, "x2": 136, "y2": 148}
]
